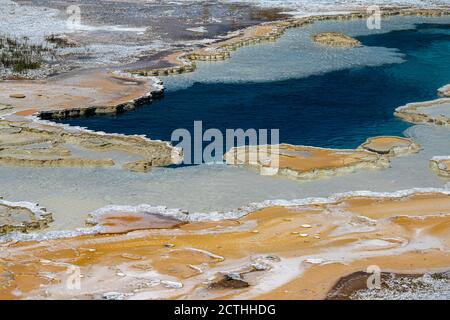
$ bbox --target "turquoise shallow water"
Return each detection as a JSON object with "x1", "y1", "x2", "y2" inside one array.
[{"x1": 58, "y1": 18, "x2": 450, "y2": 150}]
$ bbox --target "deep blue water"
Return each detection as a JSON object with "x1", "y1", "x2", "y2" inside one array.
[{"x1": 58, "y1": 23, "x2": 450, "y2": 149}]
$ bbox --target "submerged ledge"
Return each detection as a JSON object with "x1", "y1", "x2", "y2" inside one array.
[
  {"x1": 1, "y1": 188, "x2": 449, "y2": 299},
  {"x1": 0, "y1": 198, "x2": 52, "y2": 235},
  {"x1": 311, "y1": 32, "x2": 361, "y2": 47},
  {"x1": 430, "y1": 156, "x2": 450, "y2": 177}
]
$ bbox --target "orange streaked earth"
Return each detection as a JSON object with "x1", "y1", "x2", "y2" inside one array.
[{"x1": 1, "y1": 191, "x2": 449, "y2": 300}]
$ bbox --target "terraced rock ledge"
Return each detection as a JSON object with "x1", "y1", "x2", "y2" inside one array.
[
  {"x1": 0, "y1": 199, "x2": 52, "y2": 234},
  {"x1": 224, "y1": 137, "x2": 418, "y2": 181},
  {"x1": 430, "y1": 156, "x2": 450, "y2": 178},
  {"x1": 0, "y1": 119, "x2": 179, "y2": 171},
  {"x1": 0, "y1": 71, "x2": 181, "y2": 171},
  {"x1": 395, "y1": 97, "x2": 450, "y2": 125}
]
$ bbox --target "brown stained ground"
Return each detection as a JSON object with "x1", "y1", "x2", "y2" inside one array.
[{"x1": 0, "y1": 192, "x2": 449, "y2": 300}]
